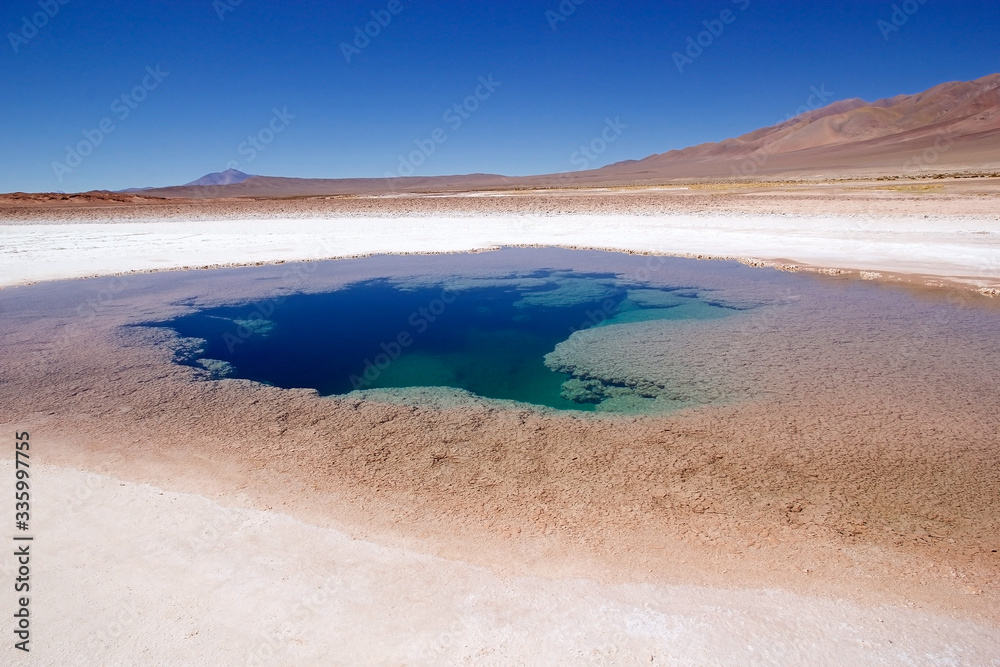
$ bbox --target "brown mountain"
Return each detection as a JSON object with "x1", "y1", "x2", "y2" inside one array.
[
  {"x1": 581, "y1": 72, "x2": 1000, "y2": 183},
  {"x1": 138, "y1": 73, "x2": 1000, "y2": 198},
  {"x1": 138, "y1": 173, "x2": 514, "y2": 199}
]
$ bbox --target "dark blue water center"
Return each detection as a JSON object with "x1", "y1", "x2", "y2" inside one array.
[{"x1": 155, "y1": 271, "x2": 734, "y2": 411}]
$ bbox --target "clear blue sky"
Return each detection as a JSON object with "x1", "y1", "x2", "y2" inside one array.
[{"x1": 1, "y1": 0, "x2": 997, "y2": 192}]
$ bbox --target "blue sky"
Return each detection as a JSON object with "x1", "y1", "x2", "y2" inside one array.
[{"x1": 1, "y1": 0, "x2": 997, "y2": 192}]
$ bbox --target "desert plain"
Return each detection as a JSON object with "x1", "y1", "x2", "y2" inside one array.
[{"x1": 0, "y1": 177, "x2": 999, "y2": 664}]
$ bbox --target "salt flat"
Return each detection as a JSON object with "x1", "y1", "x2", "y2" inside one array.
[{"x1": 1, "y1": 212, "x2": 999, "y2": 289}]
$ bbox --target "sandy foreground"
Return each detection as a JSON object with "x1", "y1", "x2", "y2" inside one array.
[
  {"x1": 3, "y1": 458, "x2": 997, "y2": 665},
  {"x1": 2, "y1": 191, "x2": 1000, "y2": 664}
]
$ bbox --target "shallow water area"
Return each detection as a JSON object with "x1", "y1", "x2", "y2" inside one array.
[
  {"x1": 142, "y1": 248, "x2": 1000, "y2": 420},
  {"x1": 3, "y1": 247, "x2": 1000, "y2": 642},
  {"x1": 155, "y1": 269, "x2": 742, "y2": 413}
]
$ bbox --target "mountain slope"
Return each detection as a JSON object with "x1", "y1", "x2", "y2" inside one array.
[
  {"x1": 139, "y1": 73, "x2": 1000, "y2": 198},
  {"x1": 184, "y1": 169, "x2": 254, "y2": 187},
  {"x1": 593, "y1": 72, "x2": 1000, "y2": 181}
]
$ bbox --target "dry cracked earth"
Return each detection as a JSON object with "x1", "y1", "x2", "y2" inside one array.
[{"x1": 1, "y1": 247, "x2": 999, "y2": 631}]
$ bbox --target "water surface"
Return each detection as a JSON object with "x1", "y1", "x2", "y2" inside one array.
[{"x1": 156, "y1": 270, "x2": 739, "y2": 412}]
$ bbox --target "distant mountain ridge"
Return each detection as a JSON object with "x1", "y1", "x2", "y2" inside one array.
[
  {"x1": 136, "y1": 73, "x2": 1000, "y2": 198},
  {"x1": 596, "y1": 72, "x2": 1000, "y2": 180},
  {"x1": 184, "y1": 169, "x2": 254, "y2": 186}
]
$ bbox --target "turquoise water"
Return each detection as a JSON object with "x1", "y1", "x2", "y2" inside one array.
[{"x1": 156, "y1": 271, "x2": 735, "y2": 411}]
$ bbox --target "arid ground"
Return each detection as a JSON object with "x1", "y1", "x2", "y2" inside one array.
[{"x1": 1, "y1": 184, "x2": 999, "y2": 663}]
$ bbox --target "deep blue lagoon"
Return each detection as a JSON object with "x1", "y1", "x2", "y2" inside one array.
[{"x1": 155, "y1": 269, "x2": 741, "y2": 412}]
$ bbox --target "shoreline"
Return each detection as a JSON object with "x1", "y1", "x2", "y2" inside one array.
[
  {"x1": 2, "y1": 248, "x2": 998, "y2": 634},
  {"x1": 2, "y1": 211, "x2": 998, "y2": 294}
]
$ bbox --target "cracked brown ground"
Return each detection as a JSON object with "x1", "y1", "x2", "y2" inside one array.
[{"x1": 1, "y1": 247, "x2": 998, "y2": 631}]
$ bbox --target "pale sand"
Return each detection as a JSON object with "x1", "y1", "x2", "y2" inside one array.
[{"x1": 4, "y1": 458, "x2": 998, "y2": 665}]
